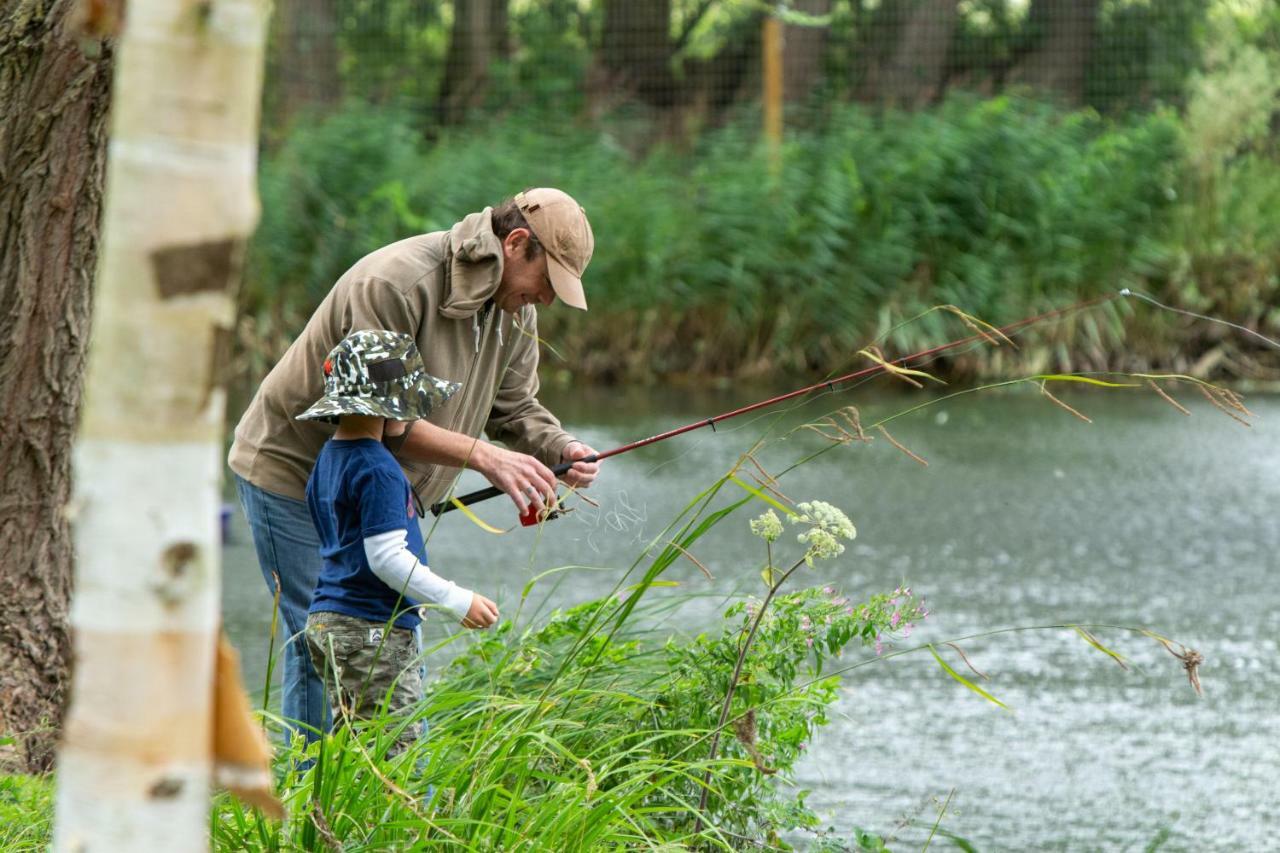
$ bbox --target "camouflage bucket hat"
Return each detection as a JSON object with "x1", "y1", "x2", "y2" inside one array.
[{"x1": 297, "y1": 330, "x2": 460, "y2": 423}]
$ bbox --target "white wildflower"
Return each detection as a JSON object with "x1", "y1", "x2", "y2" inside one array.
[
  {"x1": 792, "y1": 500, "x2": 856, "y2": 565},
  {"x1": 750, "y1": 509, "x2": 783, "y2": 542},
  {"x1": 797, "y1": 527, "x2": 843, "y2": 565},
  {"x1": 795, "y1": 501, "x2": 857, "y2": 540}
]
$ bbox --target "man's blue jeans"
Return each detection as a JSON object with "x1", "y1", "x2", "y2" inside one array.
[{"x1": 235, "y1": 475, "x2": 330, "y2": 741}]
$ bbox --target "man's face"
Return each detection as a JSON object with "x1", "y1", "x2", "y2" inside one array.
[{"x1": 494, "y1": 228, "x2": 555, "y2": 314}]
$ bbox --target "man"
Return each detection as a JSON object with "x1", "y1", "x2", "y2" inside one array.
[{"x1": 228, "y1": 188, "x2": 601, "y2": 739}]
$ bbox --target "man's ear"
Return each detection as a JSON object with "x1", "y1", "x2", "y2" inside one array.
[{"x1": 502, "y1": 227, "x2": 532, "y2": 258}]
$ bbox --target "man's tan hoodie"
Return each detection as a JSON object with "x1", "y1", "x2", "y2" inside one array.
[{"x1": 228, "y1": 208, "x2": 576, "y2": 505}]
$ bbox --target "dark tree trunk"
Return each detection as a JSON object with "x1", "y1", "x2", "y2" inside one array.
[
  {"x1": 1008, "y1": 0, "x2": 1101, "y2": 104},
  {"x1": 438, "y1": 0, "x2": 511, "y2": 124},
  {"x1": 0, "y1": 0, "x2": 112, "y2": 773},
  {"x1": 600, "y1": 0, "x2": 676, "y2": 108},
  {"x1": 687, "y1": 9, "x2": 764, "y2": 115},
  {"x1": 270, "y1": 0, "x2": 342, "y2": 125},
  {"x1": 882, "y1": 0, "x2": 958, "y2": 105},
  {"x1": 866, "y1": 0, "x2": 958, "y2": 106},
  {"x1": 783, "y1": 0, "x2": 832, "y2": 106}
]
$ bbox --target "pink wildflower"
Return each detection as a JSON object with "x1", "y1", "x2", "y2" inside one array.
[
  {"x1": 890, "y1": 611, "x2": 901, "y2": 629},
  {"x1": 874, "y1": 635, "x2": 884, "y2": 656}
]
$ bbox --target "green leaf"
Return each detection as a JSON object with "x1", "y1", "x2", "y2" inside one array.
[
  {"x1": 728, "y1": 475, "x2": 796, "y2": 518},
  {"x1": 928, "y1": 644, "x2": 1010, "y2": 710},
  {"x1": 619, "y1": 580, "x2": 679, "y2": 598},
  {"x1": 1034, "y1": 374, "x2": 1139, "y2": 388},
  {"x1": 1072, "y1": 626, "x2": 1130, "y2": 670}
]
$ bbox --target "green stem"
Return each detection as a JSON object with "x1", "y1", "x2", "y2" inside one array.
[{"x1": 694, "y1": 553, "x2": 806, "y2": 829}]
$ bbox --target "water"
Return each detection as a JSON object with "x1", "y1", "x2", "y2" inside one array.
[{"x1": 222, "y1": 384, "x2": 1279, "y2": 850}]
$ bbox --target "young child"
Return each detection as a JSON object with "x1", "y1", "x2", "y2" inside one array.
[{"x1": 296, "y1": 329, "x2": 499, "y2": 755}]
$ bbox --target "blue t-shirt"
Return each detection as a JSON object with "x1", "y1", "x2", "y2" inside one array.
[{"x1": 306, "y1": 438, "x2": 426, "y2": 630}]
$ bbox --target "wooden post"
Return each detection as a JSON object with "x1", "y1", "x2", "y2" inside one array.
[
  {"x1": 763, "y1": 9, "x2": 784, "y2": 174},
  {"x1": 53, "y1": 0, "x2": 271, "y2": 849}
]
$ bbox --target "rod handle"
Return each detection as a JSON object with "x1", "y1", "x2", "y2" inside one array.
[{"x1": 430, "y1": 456, "x2": 597, "y2": 516}]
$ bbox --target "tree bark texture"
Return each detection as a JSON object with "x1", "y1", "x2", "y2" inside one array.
[
  {"x1": 782, "y1": 0, "x2": 831, "y2": 106},
  {"x1": 860, "y1": 0, "x2": 958, "y2": 106},
  {"x1": 601, "y1": 0, "x2": 676, "y2": 107},
  {"x1": 438, "y1": 0, "x2": 510, "y2": 125},
  {"x1": 1008, "y1": 0, "x2": 1101, "y2": 104},
  {"x1": 880, "y1": 0, "x2": 958, "y2": 106},
  {"x1": 269, "y1": 0, "x2": 342, "y2": 125},
  {"x1": 0, "y1": 0, "x2": 113, "y2": 774},
  {"x1": 53, "y1": 0, "x2": 269, "y2": 846}
]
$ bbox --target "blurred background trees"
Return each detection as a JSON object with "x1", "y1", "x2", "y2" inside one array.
[
  {"x1": 260, "y1": 0, "x2": 1222, "y2": 127},
  {"x1": 239, "y1": 0, "x2": 1280, "y2": 386}
]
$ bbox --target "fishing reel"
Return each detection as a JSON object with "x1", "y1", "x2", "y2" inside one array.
[{"x1": 519, "y1": 495, "x2": 574, "y2": 527}]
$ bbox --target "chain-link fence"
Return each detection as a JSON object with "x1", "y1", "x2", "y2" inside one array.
[
  {"x1": 245, "y1": 1, "x2": 1280, "y2": 386},
  {"x1": 263, "y1": 0, "x2": 1221, "y2": 138}
]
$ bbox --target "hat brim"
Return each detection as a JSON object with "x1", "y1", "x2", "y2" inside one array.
[
  {"x1": 297, "y1": 374, "x2": 461, "y2": 423},
  {"x1": 546, "y1": 252, "x2": 588, "y2": 311}
]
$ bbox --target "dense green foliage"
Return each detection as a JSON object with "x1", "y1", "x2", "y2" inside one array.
[
  {"x1": 241, "y1": 85, "x2": 1279, "y2": 385},
  {"x1": 202, "y1": 484, "x2": 927, "y2": 850},
  {"x1": 0, "y1": 773, "x2": 51, "y2": 851},
  {"x1": 0, "y1": 585, "x2": 922, "y2": 851},
  {"x1": 212, "y1": 587, "x2": 921, "y2": 850}
]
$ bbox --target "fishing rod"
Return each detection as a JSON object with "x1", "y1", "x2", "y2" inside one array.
[{"x1": 431, "y1": 293, "x2": 1119, "y2": 523}]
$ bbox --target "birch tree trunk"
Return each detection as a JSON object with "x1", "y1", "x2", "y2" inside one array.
[
  {"x1": 54, "y1": 0, "x2": 270, "y2": 848},
  {"x1": 0, "y1": 0, "x2": 113, "y2": 775}
]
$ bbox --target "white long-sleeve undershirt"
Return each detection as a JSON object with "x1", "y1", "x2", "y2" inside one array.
[{"x1": 363, "y1": 529, "x2": 473, "y2": 621}]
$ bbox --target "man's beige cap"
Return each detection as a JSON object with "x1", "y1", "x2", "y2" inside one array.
[{"x1": 515, "y1": 188, "x2": 594, "y2": 311}]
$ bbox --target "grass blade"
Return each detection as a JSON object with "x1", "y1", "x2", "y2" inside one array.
[{"x1": 928, "y1": 644, "x2": 1010, "y2": 710}]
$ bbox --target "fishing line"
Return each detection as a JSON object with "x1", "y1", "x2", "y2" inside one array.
[
  {"x1": 434, "y1": 294, "x2": 1122, "y2": 516},
  {"x1": 1121, "y1": 288, "x2": 1280, "y2": 350}
]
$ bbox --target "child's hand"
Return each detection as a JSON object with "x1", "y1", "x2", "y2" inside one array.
[{"x1": 461, "y1": 593, "x2": 499, "y2": 629}]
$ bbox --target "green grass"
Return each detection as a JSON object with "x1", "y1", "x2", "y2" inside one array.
[
  {"x1": 3, "y1": 372, "x2": 1227, "y2": 850},
  {"x1": 0, "y1": 773, "x2": 53, "y2": 851}
]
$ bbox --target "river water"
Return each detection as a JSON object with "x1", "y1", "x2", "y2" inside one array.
[{"x1": 222, "y1": 385, "x2": 1278, "y2": 850}]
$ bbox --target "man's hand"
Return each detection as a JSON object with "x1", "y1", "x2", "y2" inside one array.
[
  {"x1": 461, "y1": 593, "x2": 500, "y2": 629},
  {"x1": 474, "y1": 443, "x2": 558, "y2": 512},
  {"x1": 560, "y1": 441, "x2": 600, "y2": 490}
]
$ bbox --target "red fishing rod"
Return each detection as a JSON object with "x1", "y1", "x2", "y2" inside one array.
[{"x1": 430, "y1": 294, "x2": 1117, "y2": 522}]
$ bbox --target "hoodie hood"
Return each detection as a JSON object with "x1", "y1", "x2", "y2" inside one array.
[{"x1": 439, "y1": 208, "x2": 505, "y2": 320}]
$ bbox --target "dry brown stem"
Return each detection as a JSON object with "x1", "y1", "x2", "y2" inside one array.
[
  {"x1": 1146, "y1": 380, "x2": 1191, "y2": 416},
  {"x1": 1197, "y1": 384, "x2": 1252, "y2": 427},
  {"x1": 667, "y1": 540, "x2": 714, "y2": 580},
  {"x1": 876, "y1": 425, "x2": 929, "y2": 467},
  {"x1": 732, "y1": 709, "x2": 777, "y2": 775},
  {"x1": 1040, "y1": 384, "x2": 1093, "y2": 423},
  {"x1": 943, "y1": 641, "x2": 990, "y2": 681}
]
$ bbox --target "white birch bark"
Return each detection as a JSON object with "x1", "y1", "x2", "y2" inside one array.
[{"x1": 54, "y1": 1, "x2": 270, "y2": 850}]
